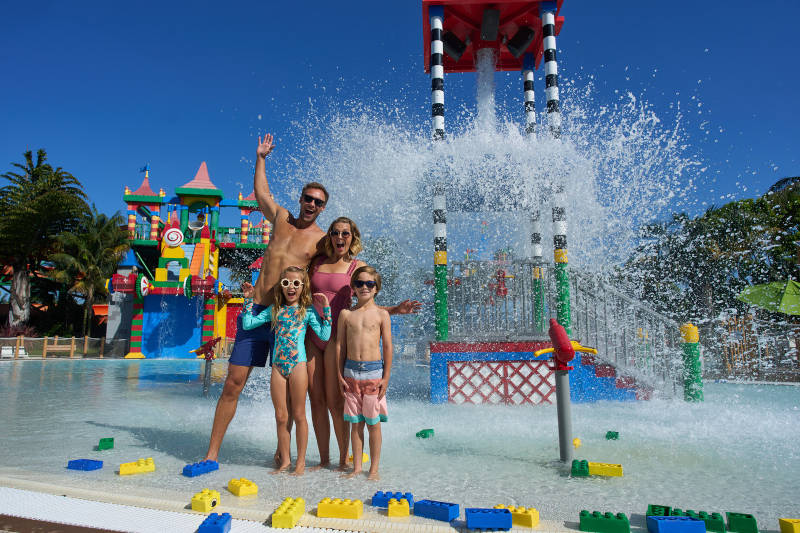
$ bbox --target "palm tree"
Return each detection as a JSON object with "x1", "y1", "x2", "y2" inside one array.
[
  {"x1": 50, "y1": 205, "x2": 129, "y2": 336},
  {"x1": 0, "y1": 149, "x2": 88, "y2": 326}
]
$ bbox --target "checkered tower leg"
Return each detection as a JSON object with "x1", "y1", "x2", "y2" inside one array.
[
  {"x1": 540, "y1": 5, "x2": 561, "y2": 138},
  {"x1": 552, "y1": 184, "x2": 571, "y2": 334},
  {"x1": 530, "y1": 209, "x2": 545, "y2": 331},
  {"x1": 202, "y1": 298, "x2": 215, "y2": 344},
  {"x1": 523, "y1": 53, "x2": 536, "y2": 135}
]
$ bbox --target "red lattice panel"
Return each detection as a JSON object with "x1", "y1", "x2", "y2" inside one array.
[{"x1": 448, "y1": 361, "x2": 554, "y2": 405}]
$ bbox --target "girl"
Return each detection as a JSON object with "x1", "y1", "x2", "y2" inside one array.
[{"x1": 242, "y1": 266, "x2": 331, "y2": 475}]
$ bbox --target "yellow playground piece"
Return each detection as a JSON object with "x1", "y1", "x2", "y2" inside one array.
[
  {"x1": 272, "y1": 497, "x2": 305, "y2": 529},
  {"x1": 780, "y1": 518, "x2": 800, "y2": 533},
  {"x1": 588, "y1": 462, "x2": 623, "y2": 477},
  {"x1": 388, "y1": 498, "x2": 410, "y2": 517},
  {"x1": 347, "y1": 452, "x2": 369, "y2": 464},
  {"x1": 573, "y1": 437, "x2": 582, "y2": 449},
  {"x1": 191, "y1": 489, "x2": 221, "y2": 513},
  {"x1": 495, "y1": 505, "x2": 539, "y2": 528},
  {"x1": 534, "y1": 340, "x2": 598, "y2": 357},
  {"x1": 227, "y1": 478, "x2": 258, "y2": 497},
  {"x1": 118, "y1": 458, "x2": 155, "y2": 475},
  {"x1": 317, "y1": 498, "x2": 363, "y2": 519}
]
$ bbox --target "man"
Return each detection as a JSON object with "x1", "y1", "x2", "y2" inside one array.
[{"x1": 203, "y1": 133, "x2": 328, "y2": 462}]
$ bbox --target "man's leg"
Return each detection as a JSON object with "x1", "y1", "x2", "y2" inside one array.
[{"x1": 204, "y1": 364, "x2": 253, "y2": 461}]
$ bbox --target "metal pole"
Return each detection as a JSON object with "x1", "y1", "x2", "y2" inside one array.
[
  {"x1": 202, "y1": 358, "x2": 212, "y2": 397},
  {"x1": 555, "y1": 369, "x2": 573, "y2": 463}
]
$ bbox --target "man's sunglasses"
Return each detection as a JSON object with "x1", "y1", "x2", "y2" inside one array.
[
  {"x1": 330, "y1": 230, "x2": 351, "y2": 238},
  {"x1": 302, "y1": 194, "x2": 325, "y2": 207},
  {"x1": 280, "y1": 278, "x2": 304, "y2": 288},
  {"x1": 353, "y1": 280, "x2": 377, "y2": 289}
]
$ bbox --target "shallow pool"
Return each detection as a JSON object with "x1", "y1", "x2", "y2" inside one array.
[{"x1": 1, "y1": 358, "x2": 798, "y2": 527}]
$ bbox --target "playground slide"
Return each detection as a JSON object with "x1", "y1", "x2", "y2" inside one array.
[{"x1": 189, "y1": 243, "x2": 205, "y2": 276}]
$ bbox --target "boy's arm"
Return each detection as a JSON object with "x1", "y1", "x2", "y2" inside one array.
[
  {"x1": 335, "y1": 310, "x2": 349, "y2": 396},
  {"x1": 378, "y1": 309, "x2": 393, "y2": 399},
  {"x1": 253, "y1": 134, "x2": 285, "y2": 224},
  {"x1": 241, "y1": 305, "x2": 272, "y2": 330}
]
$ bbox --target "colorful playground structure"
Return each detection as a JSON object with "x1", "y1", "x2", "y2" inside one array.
[{"x1": 106, "y1": 163, "x2": 268, "y2": 359}]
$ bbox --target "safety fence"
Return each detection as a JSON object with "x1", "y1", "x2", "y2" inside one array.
[
  {"x1": 446, "y1": 260, "x2": 683, "y2": 395},
  {"x1": 0, "y1": 336, "x2": 130, "y2": 359}
]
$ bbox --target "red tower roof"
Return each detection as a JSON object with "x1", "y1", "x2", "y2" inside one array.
[
  {"x1": 132, "y1": 175, "x2": 158, "y2": 197},
  {"x1": 422, "y1": 0, "x2": 564, "y2": 73},
  {"x1": 180, "y1": 162, "x2": 219, "y2": 190}
]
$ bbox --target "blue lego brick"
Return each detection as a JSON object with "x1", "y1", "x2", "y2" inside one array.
[
  {"x1": 67, "y1": 459, "x2": 103, "y2": 471},
  {"x1": 539, "y1": 1, "x2": 558, "y2": 15},
  {"x1": 429, "y1": 5, "x2": 444, "y2": 20},
  {"x1": 183, "y1": 460, "x2": 219, "y2": 477},
  {"x1": 466, "y1": 508, "x2": 512, "y2": 531},
  {"x1": 647, "y1": 516, "x2": 706, "y2": 533},
  {"x1": 197, "y1": 512, "x2": 231, "y2": 533},
  {"x1": 371, "y1": 491, "x2": 414, "y2": 508},
  {"x1": 414, "y1": 499, "x2": 459, "y2": 522}
]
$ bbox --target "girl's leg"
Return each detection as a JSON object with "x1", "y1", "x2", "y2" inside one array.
[
  {"x1": 288, "y1": 362, "x2": 309, "y2": 475},
  {"x1": 344, "y1": 421, "x2": 365, "y2": 479},
  {"x1": 366, "y1": 422, "x2": 382, "y2": 481},
  {"x1": 304, "y1": 336, "x2": 329, "y2": 468},
  {"x1": 269, "y1": 368, "x2": 291, "y2": 473},
  {"x1": 324, "y1": 337, "x2": 349, "y2": 470}
]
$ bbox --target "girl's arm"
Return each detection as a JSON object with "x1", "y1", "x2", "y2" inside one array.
[
  {"x1": 241, "y1": 305, "x2": 272, "y2": 330},
  {"x1": 307, "y1": 293, "x2": 331, "y2": 341}
]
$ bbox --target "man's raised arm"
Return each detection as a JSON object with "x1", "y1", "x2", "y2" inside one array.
[{"x1": 254, "y1": 134, "x2": 282, "y2": 222}]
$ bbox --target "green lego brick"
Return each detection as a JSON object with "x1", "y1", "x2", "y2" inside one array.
[
  {"x1": 671, "y1": 509, "x2": 725, "y2": 533},
  {"x1": 647, "y1": 505, "x2": 672, "y2": 517},
  {"x1": 727, "y1": 512, "x2": 758, "y2": 533},
  {"x1": 98, "y1": 438, "x2": 114, "y2": 450},
  {"x1": 579, "y1": 511, "x2": 630, "y2": 533},
  {"x1": 571, "y1": 459, "x2": 590, "y2": 477},
  {"x1": 416, "y1": 429, "x2": 434, "y2": 438},
  {"x1": 605, "y1": 431, "x2": 619, "y2": 440}
]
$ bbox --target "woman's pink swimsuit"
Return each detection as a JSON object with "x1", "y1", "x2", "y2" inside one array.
[{"x1": 308, "y1": 257, "x2": 359, "y2": 351}]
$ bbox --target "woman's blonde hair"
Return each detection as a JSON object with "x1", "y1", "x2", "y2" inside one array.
[
  {"x1": 271, "y1": 266, "x2": 312, "y2": 326},
  {"x1": 323, "y1": 217, "x2": 363, "y2": 259}
]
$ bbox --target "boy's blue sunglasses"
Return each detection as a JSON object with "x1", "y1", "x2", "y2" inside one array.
[{"x1": 353, "y1": 280, "x2": 376, "y2": 289}]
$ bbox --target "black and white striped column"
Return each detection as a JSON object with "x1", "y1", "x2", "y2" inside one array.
[
  {"x1": 540, "y1": 6, "x2": 561, "y2": 137},
  {"x1": 523, "y1": 53, "x2": 536, "y2": 135},
  {"x1": 530, "y1": 209, "x2": 543, "y2": 260},
  {"x1": 433, "y1": 183, "x2": 448, "y2": 339},
  {"x1": 531, "y1": 208, "x2": 545, "y2": 331},
  {"x1": 552, "y1": 184, "x2": 571, "y2": 333},
  {"x1": 430, "y1": 6, "x2": 445, "y2": 140}
]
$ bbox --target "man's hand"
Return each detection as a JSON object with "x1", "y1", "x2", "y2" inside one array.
[
  {"x1": 256, "y1": 134, "x2": 276, "y2": 159},
  {"x1": 395, "y1": 300, "x2": 422, "y2": 314},
  {"x1": 377, "y1": 377, "x2": 389, "y2": 399}
]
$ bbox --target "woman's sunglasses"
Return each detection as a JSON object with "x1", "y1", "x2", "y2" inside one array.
[
  {"x1": 280, "y1": 278, "x2": 304, "y2": 288},
  {"x1": 302, "y1": 194, "x2": 325, "y2": 207},
  {"x1": 330, "y1": 230, "x2": 351, "y2": 238},
  {"x1": 353, "y1": 280, "x2": 377, "y2": 289}
]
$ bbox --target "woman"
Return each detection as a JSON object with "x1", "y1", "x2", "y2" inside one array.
[{"x1": 305, "y1": 216, "x2": 418, "y2": 470}]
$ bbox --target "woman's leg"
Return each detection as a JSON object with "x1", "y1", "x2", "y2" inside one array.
[
  {"x1": 324, "y1": 336, "x2": 349, "y2": 469},
  {"x1": 288, "y1": 362, "x2": 309, "y2": 475},
  {"x1": 269, "y1": 367, "x2": 291, "y2": 473},
  {"x1": 304, "y1": 336, "x2": 330, "y2": 468}
]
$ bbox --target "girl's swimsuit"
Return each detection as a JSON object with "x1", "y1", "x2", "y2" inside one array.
[
  {"x1": 242, "y1": 304, "x2": 331, "y2": 377},
  {"x1": 307, "y1": 257, "x2": 359, "y2": 351}
]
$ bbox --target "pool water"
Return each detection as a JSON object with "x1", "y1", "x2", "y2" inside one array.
[{"x1": 1, "y1": 359, "x2": 798, "y2": 527}]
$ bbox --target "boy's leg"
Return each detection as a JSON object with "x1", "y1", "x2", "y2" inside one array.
[
  {"x1": 324, "y1": 340, "x2": 349, "y2": 470},
  {"x1": 366, "y1": 422, "x2": 382, "y2": 480},
  {"x1": 305, "y1": 337, "x2": 330, "y2": 468},
  {"x1": 204, "y1": 364, "x2": 253, "y2": 461},
  {"x1": 269, "y1": 367, "x2": 292, "y2": 473},
  {"x1": 288, "y1": 362, "x2": 309, "y2": 475},
  {"x1": 345, "y1": 421, "x2": 365, "y2": 478}
]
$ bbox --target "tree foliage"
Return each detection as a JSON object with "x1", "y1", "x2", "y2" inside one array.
[{"x1": 618, "y1": 182, "x2": 800, "y2": 326}]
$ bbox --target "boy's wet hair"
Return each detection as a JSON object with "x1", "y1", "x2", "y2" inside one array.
[
  {"x1": 301, "y1": 182, "x2": 329, "y2": 203},
  {"x1": 351, "y1": 265, "x2": 382, "y2": 293},
  {"x1": 323, "y1": 217, "x2": 363, "y2": 259}
]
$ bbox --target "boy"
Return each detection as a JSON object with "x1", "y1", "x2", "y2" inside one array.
[{"x1": 336, "y1": 266, "x2": 393, "y2": 480}]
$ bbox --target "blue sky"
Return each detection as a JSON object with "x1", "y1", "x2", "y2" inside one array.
[{"x1": 2, "y1": 0, "x2": 798, "y2": 223}]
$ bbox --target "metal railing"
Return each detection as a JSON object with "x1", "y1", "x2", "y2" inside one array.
[{"x1": 447, "y1": 260, "x2": 683, "y2": 394}]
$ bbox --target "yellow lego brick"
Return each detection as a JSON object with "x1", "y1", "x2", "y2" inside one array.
[
  {"x1": 227, "y1": 478, "x2": 258, "y2": 497},
  {"x1": 191, "y1": 489, "x2": 221, "y2": 513},
  {"x1": 780, "y1": 519, "x2": 800, "y2": 533},
  {"x1": 588, "y1": 461, "x2": 623, "y2": 477},
  {"x1": 495, "y1": 504, "x2": 540, "y2": 528},
  {"x1": 388, "y1": 498, "x2": 410, "y2": 517},
  {"x1": 179, "y1": 268, "x2": 190, "y2": 281},
  {"x1": 272, "y1": 497, "x2": 305, "y2": 528},
  {"x1": 317, "y1": 498, "x2": 363, "y2": 519},
  {"x1": 154, "y1": 269, "x2": 168, "y2": 282},
  {"x1": 118, "y1": 458, "x2": 155, "y2": 475},
  {"x1": 162, "y1": 245, "x2": 185, "y2": 259}
]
